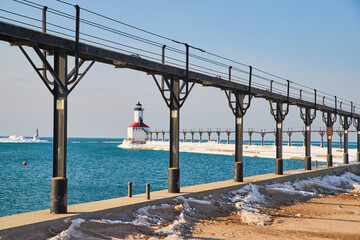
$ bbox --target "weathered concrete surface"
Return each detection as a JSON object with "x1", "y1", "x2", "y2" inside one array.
[{"x1": 0, "y1": 164, "x2": 359, "y2": 239}]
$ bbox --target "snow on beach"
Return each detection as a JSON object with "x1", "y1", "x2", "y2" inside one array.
[
  {"x1": 119, "y1": 139, "x2": 358, "y2": 164},
  {"x1": 49, "y1": 171, "x2": 360, "y2": 240},
  {"x1": 0, "y1": 135, "x2": 48, "y2": 143}
]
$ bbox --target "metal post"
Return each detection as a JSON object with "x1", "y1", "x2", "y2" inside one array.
[
  {"x1": 208, "y1": 131, "x2": 211, "y2": 142},
  {"x1": 319, "y1": 130, "x2": 324, "y2": 148},
  {"x1": 183, "y1": 132, "x2": 186, "y2": 143},
  {"x1": 261, "y1": 132, "x2": 265, "y2": 146},
  {"x1": 339, "y1": 102, "x2": 352, "y2": 164},
  {"x1": 288, "y1": 133, "x2": 292, "y2": 146},
  {"x1": 275, "y1": 103, "x2": 283, "y2": 175},
  {"x1": 248, "y1": 130, "x2": 252, "y2": 145},
  {"x1": 51, "y1": 50, "x2": 68, "y2": 214},
  {"x1": 217, "y1": 131, "x2": 221, "y2": 143},
  {"x1": 355, "y1": 118, "x2": 360, "y2": 162},
  {"x1": 326, "y1": 113, "x2": 333, "y2": 167},
  {"x1": 162, "y1": 131, "x2": 165, "y2": 142},
  {"x1": 191, "y1": 131, "x2": 194, "y2": 143},
  {"x1": 321, "y1": 135, "x2": 324, "y2": 148},
  {"x1": 234, "y1": 102, "x2": 243, "y2": 182},
  {"x1": 304, "y1": 110, "x2": 312, "y2": 170},
  {"x1": 227, "y1": 132, "x2": 230, "y2": 144},
  {"x1": 156, "y1": 132, "x2": 158, "y2": 141},
  {"x1": 199, "y1": 132, "x2": 203, "y2": 143},
  {"x1": 146, "y1": 183, "x2": 150, "y2": 199},
  {"x1": 327, "y1": 133, "x2": 333, "y2": 167},
  {"x1": 168, "y1": 77, "x2": 180, "y2": 193},
  {"x1": 128, "y1": 182, "x2": 132, "y2": 197},
  {"x1": 339, "y1": 130, "x2": 343, "y2": 150}
]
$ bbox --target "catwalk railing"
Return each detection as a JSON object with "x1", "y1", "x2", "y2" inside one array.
[{"x1": 0, "y1": 1, "x2": 359, "y2": 116}]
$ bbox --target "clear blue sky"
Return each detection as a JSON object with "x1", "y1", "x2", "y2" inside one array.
[{"x1": 0, "y1": 0, "x2": 359, "y2": 140}]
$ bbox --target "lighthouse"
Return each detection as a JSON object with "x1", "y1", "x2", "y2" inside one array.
[{"x1": 127, "y1": 102, "x2": 150, "y2": 143}]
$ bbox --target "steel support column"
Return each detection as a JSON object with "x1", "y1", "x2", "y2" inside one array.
[
  {"x1": 275, "y1": 103, "x2": 284, "y2": 175},
  {"x1": 300, "y1": 106, "x2": 316, "y2": 170},
  {"x1": 355, "y1": 118, "x2": 360, "y2": 162},
  {"x1": 169, "y1": 77, "x2": 180, "y2": 193},
  {"x1": 304, "y1": 124, "x2": 311, "y2": 169},
  {"x1": 18, "y1": 6, "x2": 94, "y2": 213},
  {"x1": 234, "y1": 96, "x2": 244, "y2": 182},
  {"x1": 357, "y1": 128, "x2": 360, "y2": 162},
  {"x1": 51, "y1": 50, "x2": 68, "y2": 214},
  {"x1": 340, "y1": 103, "x2": 352, "y2": 164},
  {"x1": 152, "y1": 68, "x2": 194, "y2": 193},
  {"x1": 319, "y1": 129, "x2": 325, "y2": 148},
  {"x1": 225, "y1": 66, "x2": 253, "y2": 182},
  {"x1": 324, "y1": 112, "x2": 335, "y2": 167},
  {"x1": 344, "y1": 128, "x2": 349, "y2": 163},
  {"x1": 287, "y1": 131, "x2": 292, "y2": 146},
  {"x1": 260, "y1": 131, "x2": 265, "y2": 146},
  {"x1": 248, "y1": 130, "x2": 253, "y2": 145},
  {"x1": 327, "y1": 129, "x2": 333, "y2": 167},
  {"x1": 322, "y1": 97, "x2": 337, "y2": 168},
  {"x1": 269, "y1": 81, "x2": 290, "y2": 175},
  {"x1": 304, "y1": 115, "x2": 312, "y2": 170}
]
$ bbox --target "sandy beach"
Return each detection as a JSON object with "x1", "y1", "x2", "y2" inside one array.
[
  {"x1": 122, "y1": 192, "x2": 360, "y2": 240},
  {"x1": 187, "y1": 192, "x2": 360, "y2": 240},
  {"x1": 119, "y1": 140, "x2": 358, "y2": 164}
]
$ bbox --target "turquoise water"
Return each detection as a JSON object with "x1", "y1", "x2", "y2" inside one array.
[{"x1": 0, "y1": 137, "x2": 349, "y2": 217}]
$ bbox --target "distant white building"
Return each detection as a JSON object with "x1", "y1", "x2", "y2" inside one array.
[{"x1": 127, "y1": 102, "x2": 150, "y2": 142}]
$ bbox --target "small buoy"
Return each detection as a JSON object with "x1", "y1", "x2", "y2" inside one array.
[
  {"x1": 23, "y1": 161, "x2": 27, "y2": 166},
  {"x1": 245, "y1": 146, "x2": 248, "y2": 149}
]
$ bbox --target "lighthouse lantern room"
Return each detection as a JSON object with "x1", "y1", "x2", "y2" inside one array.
[{"x1": 127, "y1": 102, "x2": 150, "y2": 143}]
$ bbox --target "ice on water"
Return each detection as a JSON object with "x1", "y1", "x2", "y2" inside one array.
[{"x1": 49, "y1": 172, "x2": 360, "y2": 239}]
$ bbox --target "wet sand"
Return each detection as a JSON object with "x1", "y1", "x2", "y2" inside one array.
[{"x1": 188, "y1": 193, "x2": 360, "y2": 240}]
